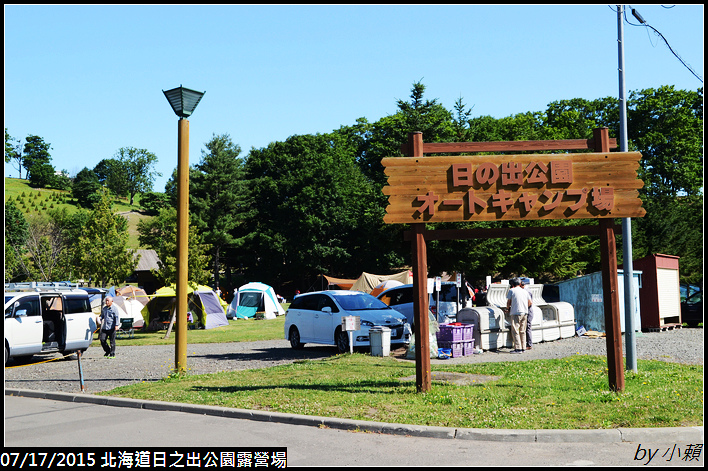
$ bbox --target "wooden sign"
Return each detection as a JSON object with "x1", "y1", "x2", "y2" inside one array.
[{"x1": 382, "y1": 152, "x2": 645, "y2": 224}]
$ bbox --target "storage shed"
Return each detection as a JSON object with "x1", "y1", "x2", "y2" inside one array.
[
  {"x1": 630, "y1": 254, "x2": 682, "y2": 330},
  {"x1": 556, "y1": 270, "x2": 642, "y2": 333}
]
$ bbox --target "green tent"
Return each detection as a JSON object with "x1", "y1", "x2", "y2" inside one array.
[{"x1": 142, "y1": 284, "x2": 228, "y2": 330}]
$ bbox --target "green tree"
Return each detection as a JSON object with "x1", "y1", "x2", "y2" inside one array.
[
  {"x1": 4, "y1": 202, "x2": 30, "y2": 282},
  {"x1": 47, "y1": 206, "x2": 92, "y2": 281},
  {"x1": 23, "y1": 135, "x2": 54, "y2": 187},
  {"x1": 452, "y1": 96, "x2": 474, "y2": 141},
  {"x1": 72, "y1": 167, "x2": 103, "y2": 208},
  {"x1": 15, "y1": 213, "x2": 72, "y2": 282},
  {"x1": 5, "y1": 129, "x2": 23, "y2": 178},
  {"x1": 112, "y1": 147, "x2": 161, "y2": 205},
  {"x1": 75, "y1": 188, "x2": 137, "y2": 287},
  {"x1": 190, "y1": 134, "x2": 248, "y2": 289},
  {"x1": 243, "y1": 132, "x2": 384, "y2": 289},
  {"x1": 628, "y1": 86, "x2": 703, "y2": 198},
  {"x1": 137, "y1": 206, "x2": 211, "y2": 285},
  {"x1": 94, "y1": 158, "x2": 128, "y2": 199},
  {"x1": 139, "y1": 191, "x2": 170, "y2": 215},
  {"x1": 5, "y1": 238, "x2": 25, "y2": 282},
  {"x1": 28, "y1": 163, "x2": 56, "y2": 188},
  {"x1": 355, "y1": 81, "x2": 456, "y2": 187},
  {"x1": 542, "y1": 97, "x2": 618, "y2": 140},
  {"x1": 4, "y1": 201, "x2": 29, "y2": 248}
]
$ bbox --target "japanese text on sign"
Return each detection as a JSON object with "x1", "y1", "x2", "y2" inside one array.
[{"x1": 381, "y1": 153, "x2": 645, "y2": 223}]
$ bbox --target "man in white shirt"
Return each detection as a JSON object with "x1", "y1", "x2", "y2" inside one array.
[{"x1": 506, "y1": 278, "x2": 532, "y2": 354}]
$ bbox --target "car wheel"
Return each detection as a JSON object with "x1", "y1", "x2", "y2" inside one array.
[
  {"x1": 336, "y1": 329, "x2": 350, "y2": 354},
  {"x1": 289, "y1": 326, "x2": 305, "y2": 349},
  {"x1": 4, "y1": 342, "x2": 8, "y2": 367}
]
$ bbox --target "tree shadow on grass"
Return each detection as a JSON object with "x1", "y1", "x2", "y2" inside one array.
[{"x1": 189, "y1": 378, "x2": 408, "y2": 395}]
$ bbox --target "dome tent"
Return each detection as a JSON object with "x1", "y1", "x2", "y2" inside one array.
[
  {"x1": 108, "y1": 285, "x2": 150, "y2": 329},
  {"x1": 228, "y1": 282, "x2": 285, "y2": 320},
  {"x1": 142, "y1": 284, "x2": 228, "y2": 330}
]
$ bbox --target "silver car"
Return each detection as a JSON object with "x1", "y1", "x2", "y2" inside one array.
[{"x1": 284, "y1": 290, "x2": 410, "y2": 353}]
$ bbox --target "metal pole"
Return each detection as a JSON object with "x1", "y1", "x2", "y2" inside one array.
[
  {"x1": 617, "y1": 4, "x2": 637, "y2": 373},
  {"x1": 175, "y1": 118, "x2": 190, "y2": 374},
  {"x1": 77, "y1": 350, "x2": 85, "y2": 392}
]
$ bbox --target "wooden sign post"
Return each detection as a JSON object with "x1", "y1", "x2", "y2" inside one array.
[{"x1": 388, "y1": 128, "x2": 643, "y2": 392}]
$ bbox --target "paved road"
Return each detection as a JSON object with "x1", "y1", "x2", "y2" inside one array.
[
  {"x1": 4, "y1": 331, "x2": 703, "y2": 466},
  {"x1": 5, "y1": 394, "x2": 703, "y2": 467}
]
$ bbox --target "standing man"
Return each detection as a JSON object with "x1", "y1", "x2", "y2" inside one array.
[
  {"x1": 506, "y1": 278, "x2": 532, "y2": 354},
  {"x1": 99, "y1": 296, "x2": 120, "y2": 358},
  {"x1": 521, "y1": 277, "x2": 534, "y2": 350}
]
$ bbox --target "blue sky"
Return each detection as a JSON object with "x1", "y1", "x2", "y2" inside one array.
[{"x1": 5, "y1": 4, "x2": 704, "y2": 192}]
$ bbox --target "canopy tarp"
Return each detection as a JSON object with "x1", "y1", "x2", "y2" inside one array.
[
  {"x1": 349, "y1": 270, "x2": 413, "y2": 294},
  {"x1": 322, "y1": 275, "x2": 358, "y2": 290},
  {"x1": 321, "y1": 271, "x2": 413, "y2": 294}
]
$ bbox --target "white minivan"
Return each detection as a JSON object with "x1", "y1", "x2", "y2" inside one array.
[
  {"x1": 284, "y1": 290, "x2": 410, "y2": 353},
  {"x1": 4, "y1": 283, "x2": 97, "y2": 366}
]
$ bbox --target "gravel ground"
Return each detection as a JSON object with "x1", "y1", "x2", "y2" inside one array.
[{"x1": 4, "y1": 328, "x2": 702, "y2": 394}]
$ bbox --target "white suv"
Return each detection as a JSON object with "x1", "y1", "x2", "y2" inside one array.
[{"x1": 4, "y1": 283, "x2": 97, "y2": 366}]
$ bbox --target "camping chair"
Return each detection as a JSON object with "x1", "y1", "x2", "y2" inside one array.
[{"x1": 116, "y1": 318, "x2": 134, "y2": 339}]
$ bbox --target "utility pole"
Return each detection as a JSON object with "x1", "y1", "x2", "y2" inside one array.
[{"x1": 617, "y1": 5, "x2": 637, "y2": 373}]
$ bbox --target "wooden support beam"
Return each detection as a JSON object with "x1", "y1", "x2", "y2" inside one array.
[
  {"x1": 594, "y1": 127, "x2": 625, "y2": 392},
  {"x1": 407, "y1": 132, "x2": 432, "y2": 393},
  {"x1": 402, "y1": 137, "x2": 618, "y2": 155},
  {"x1": 404, "y1": 224, "x2": 623, "y2": 242},
  {"x1": 411, "y1": 223, "x2": 431, "y2": 393}
]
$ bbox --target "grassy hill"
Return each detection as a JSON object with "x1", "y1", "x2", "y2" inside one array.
[{"x1": 4, "y1": 177, "x2": 149, "y2": 248}]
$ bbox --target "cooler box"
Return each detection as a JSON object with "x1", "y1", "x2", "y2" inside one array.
[{"x1": 458, "y1": 307, "x2": 509, "y2": 350}]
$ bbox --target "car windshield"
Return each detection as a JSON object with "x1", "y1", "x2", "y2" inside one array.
[
  {"x1": 5, "y1": 295, "x2": 15, "y2": 305},
  {"x1": 687, "y1": 291, "x2": 702, "y2": 304},
  {"x1": 333, "y1": 293, "x2": 390, "y2": 311},
  {"x1": 434, "y1": 284, "x2": 461, "y2": 303}
]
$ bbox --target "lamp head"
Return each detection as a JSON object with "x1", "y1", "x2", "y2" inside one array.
[{"x1": 163, "y1": 85, "x2": 205, "y2": 118}]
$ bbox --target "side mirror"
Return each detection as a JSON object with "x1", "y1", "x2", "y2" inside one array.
[
  {"x1": 321, "y1": 306, "x2": 332, "y2": 314},
  {"x1": 15, "y1": 309, "x2": 28, "y2": 317}
]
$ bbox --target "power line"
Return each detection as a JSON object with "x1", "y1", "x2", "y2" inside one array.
[{"x1": 623, "y1": 5, "x2": 703, "y2": 83}]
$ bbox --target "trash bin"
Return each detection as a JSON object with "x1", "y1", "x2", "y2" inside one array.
[{"x1": 369, "y1": 326, "x2": 391, "y2": 357}]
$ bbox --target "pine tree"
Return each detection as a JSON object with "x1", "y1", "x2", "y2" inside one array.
[{"x1": 75, "y1": 188, "x2": 137, "y2": 287}]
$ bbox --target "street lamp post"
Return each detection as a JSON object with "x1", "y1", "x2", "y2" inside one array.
[
  {"x1": 163, "y1": 85, "x2": 205, "y2": 374},
  {"x1": 616, "y1": 6, "x2": 637, "y2": 373}
]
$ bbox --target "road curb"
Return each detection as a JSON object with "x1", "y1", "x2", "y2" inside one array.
[{"x1": 5, "y1": 388, "x2": 703, "y2": 443}]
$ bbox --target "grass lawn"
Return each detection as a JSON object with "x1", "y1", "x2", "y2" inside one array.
[
  {"x1": 93, "y1": 316, "x2": 287, "y2": 346},
  {"x1": 6, "y1": 177, "x2": 147, "y2": 248},
  {"x1": 98, "y1": 349, "x2": 703, "y2": 430}
]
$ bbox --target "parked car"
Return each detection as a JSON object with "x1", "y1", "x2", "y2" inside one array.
[
  {"x1": 377, "y1": 282, "x2": 469, "y2": 326},
  {"x1": 5, "y1": 283, "x2": 97, "y2": 366},
  {"x1": 681, "y1": 290, "x2": 703, "y2": 327},
  {"x1": 284, "y1": 290, "x2": 410, "y2": 353},
  {"x1": 680, "y1": 283, "x2": 701, "y2": 303}
]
